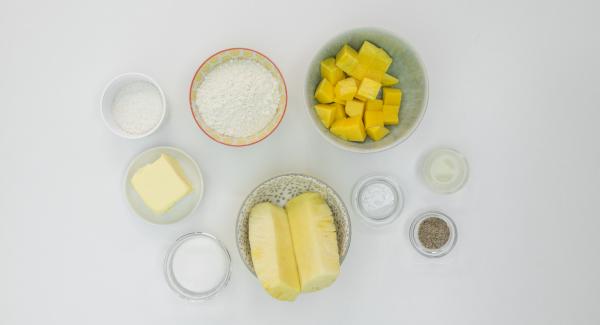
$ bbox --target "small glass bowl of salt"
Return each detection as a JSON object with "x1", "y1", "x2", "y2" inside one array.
[
  {"x1": 164, "y1": 232, "x2": 231, "y2": 301},
  {"x1": 352, "y1": 175, "x2": 404, "y2": 227},
  {"x1": 101, "y1": 72, "x2": 166, "y2": 139}
]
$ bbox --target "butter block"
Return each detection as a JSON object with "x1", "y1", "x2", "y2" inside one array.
[{"x1": 131, "y1": 154, "x2": 192, "y2": 214}]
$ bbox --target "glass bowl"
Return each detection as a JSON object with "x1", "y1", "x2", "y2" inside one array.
[
  {"x1": 409, "y1": 211, "x2": 457, "y2": 257},
  {"x1": 351, "y1": 174, "x2": 404, "y2": 226},
  {"x1": 164, "y1": 232, "x2": 231, "y2": 301}
]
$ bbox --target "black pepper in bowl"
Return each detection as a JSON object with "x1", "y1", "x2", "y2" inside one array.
[{"x1": 417, "y1": 217, "x2": 450, "y2": 250}]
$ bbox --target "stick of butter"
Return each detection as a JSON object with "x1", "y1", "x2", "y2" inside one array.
[{"x1": 131, "y1": 154, "x2": 192, "y2": 214}]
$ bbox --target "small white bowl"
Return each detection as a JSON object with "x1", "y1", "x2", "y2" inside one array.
[
  {"x1": 101, "y1": 72, "x2": 166, "y2": 139},
  {"x1": 124, "y1": 146, "x2": 204, "y2": 224}
]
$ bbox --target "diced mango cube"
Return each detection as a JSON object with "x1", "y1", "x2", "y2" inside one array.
[
  {"x1": 314, "y1": 104, "x2": 337, "y2": 128},
  {"x1": 371, "y1": 48, "x2": 392, "y2": 72},
  {"x1": 335, "y1": 44, "x2": 359, "y2": 75},
  {"x1": 320, "y1": 57, "x2": 345, "y2": 85},
  {"x1": 366, "y1": 126, "x2": 390, "y2": 141},
  {"x1": 358, "y1": 41, "x2": 392, "y2": 72},
  {"x1": 314, "y1": 78, "x2": 335, "y2": 104},
  {"x1": 383, "y1": 88, "x2": 402, "y2": 107},
  {"x1": 330, "y1": 117, "x2": 366, "y2": 142},
  {"x1": 366, "y1": 99, "x2": 383, "y2": 111},
  {"x1": 356, "y1": 78, "x2": 381, "y2": 101},
  {"x1": 364, "y1": 69, "x2": 384, "y2": 83},
  {"x1": 344, "y1": 99, "x2": 364, "y2": 119},
  {"x1": 333, "y1": 103, "x2": 346, "y2": 121},
  {"x1": 364, "y1": 110, "x2": 384, "y2": 129},
  {"x1": 357, "y1": 41, "x2": 380, "y2": 67},
  {"x1": 334, "y1": 78, "x2": 357, "y2": 102},
  {"x1": 348, "y1": 63, "x2": 368, "y2": 81},
  {"x1": 383, "y1": 105, "x2": 399, "y2": 125},
  {"x1": 381, "y1": 73, "x2": 399, "y2": 86}
]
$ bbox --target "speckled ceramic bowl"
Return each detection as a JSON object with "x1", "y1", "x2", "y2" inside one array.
[
  {"x1": 236, "y1": 173, "x2": 351, "y2": 275},
  {"x1": 189, "y1": 48, "x2": 287, "y2": 147},
  {"x1": 305, "y1": 27, "x2": 428, "y2": 153}
]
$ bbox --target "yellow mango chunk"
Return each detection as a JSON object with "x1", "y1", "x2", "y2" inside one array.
[
  {"x1": 320, "y1": 57, "x2": 345, "y2": 85},
  {"x1": 348, "y1": 63, "x2": 368, "y2": 81},
  {"x1": 356, "y1": 78, "x2": 381, "y2": 101},
  {"x1": 314, "y1": 78, "x2": 335, "y2": 104},
  {"x1": 383, "y1": 105, "x2": 399, "y2": 125},
  {"x1": 285, "y1": 193, "x2": 340, "y2": 292},
  {"x1": 383, "y1": 88, "x2": 402, "y2": 107},
  {"x1": 334, "y1": 78, "x2": 357, "y2": 102},
  {"x1": 344, "y1": 99, "x2": 365, "y2": 119},
  {"x1": 330, "y1": 117, "x2": 366, "y2": 142},
  {"x1": 358, "y1": 41, "x2": 392, "y2": 72},
  {"x1": 314, "y1": 104, "x2": 337, "y2": 128},
  {"x1": 333, "y1": 103, "x2": 346, "y2": 121},
  {"x1": 381, "y1": 73, "x2": 399, "y2": 86},
  {"x1": 371, "y1": 48, "x2": 392, "y2": 72},
  {"x1": 335, "y1": 44, "x2": 359, "y2": 75},
  {"x1": 249, "y1": 203, "x2": 300, "y2": 301},
  {"x1": 364, "y1": 69, "x2": 384, "y2": 83},
  {"x1": 366, "y1": 99, "x2": 383, "y2": 111},
  {"x1": 364, "y1": 110, "x2": 384, "y2": 129},
  {"x1": 367, "y1": 126, "x2": 390, "y2": 141}
]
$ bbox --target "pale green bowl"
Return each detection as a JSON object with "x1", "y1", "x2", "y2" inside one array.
[{"x1": 305, "y1": 27, "x2": 428, "y2": 153}]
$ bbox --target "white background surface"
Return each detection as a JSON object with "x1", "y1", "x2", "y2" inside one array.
[{"x1": 1, "y1": 0, "x2": 599, "y2": 324}]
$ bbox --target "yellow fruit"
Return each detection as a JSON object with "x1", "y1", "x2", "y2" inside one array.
[
  {"x1": 320, "y1": 57, "x2": 345, "y2": 85},
  {"x1": 314, "y1": 79, "x2": 335, "y2": 104},
  {"x1": 344, "y1": 99, "x2": 365, "y2": 119},
  {"x1": 314, "y1": 104, "x2": 337, "y2": 128},
  {"x1": 249, "y1": 203, "x2": 300, "y2": 301},
  {"x1": 383, "y1": 88, "x2": 402, "y2": 107},
  {"x1": 334, "y1": 78, "x2": 357, "y2": 102},
  {"x1": 364, "y1": 110, "x2": 384, "y2": 129},
  {"x1": 348, "y1": 63, "x2": 368, "y2": 81},
  {"x1": 365, "y1": 99, "x2": 383, "y2": 111},
  {"x1": 366, "y1": 126, "x2": 390, "y2": 141},
  {"x1": 333, "y1": 103, "x2": 346, "y2": 121},
  {"x1": 364, "y1": 68, "x2": 384, "y2": 83},
  {"x1": 381, "y1": 73, "x2": 399, "y2": 86},
  {"x1": 371, "y1": 48, "x2": 392, "y2": 72},
  {"x1": 335, "y1": 44, "x2": 359, "y2": 75},
  {"x1": 330, "y1": 117, "x2": 366, "y2": 142},
  {"x1": 285, "y1": 193, "x2": 340, "y2": 293},
  {"x1": 358, "y1": 41, "x2": 392, "y2": 72},
  {"x1": 383, "y1": 105, "x2": 400, "y2": 125},
  {"x1": 356, "y1": 78, "x2": 381, "y2": 101}
]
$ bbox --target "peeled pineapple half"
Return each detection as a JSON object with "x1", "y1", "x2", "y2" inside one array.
[
  {"x1": 249, "y1": 203, "x2": 300, "y2": 301},
  {"x1": 285, "y1": 192, "x2": 340, "y2": 293}
]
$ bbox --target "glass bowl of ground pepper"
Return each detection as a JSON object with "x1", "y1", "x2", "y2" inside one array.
[{"x1": 409, "y1": 211, "x2": 457, "y2": 257}]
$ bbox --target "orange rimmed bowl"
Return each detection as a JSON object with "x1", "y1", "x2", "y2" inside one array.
[{"x1": 189, "y1": 48, "x2": 288, "y2": 147}]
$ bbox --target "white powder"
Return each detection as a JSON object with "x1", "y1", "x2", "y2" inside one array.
[
  {"x1": 112, "y1": 81, "x2": 163, "y2": 135},
  {"x1": 360, "y1": 182, "x2": 396, "y2": 219},
  {"x1": 195, "y1": 59, "x2": 280, "y2": 138},
  {"x1": 172, "y1": 236, "x2": 228, "y2": 293}
]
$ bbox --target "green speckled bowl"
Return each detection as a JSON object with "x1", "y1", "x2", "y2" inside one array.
[{"x1": 305, "y1": 27, "x2": 428, "y2": 153}]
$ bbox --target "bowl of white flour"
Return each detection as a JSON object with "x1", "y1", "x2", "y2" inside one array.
[{"x1": 189, "y1": 48, "x2": 287, "y2": 146}]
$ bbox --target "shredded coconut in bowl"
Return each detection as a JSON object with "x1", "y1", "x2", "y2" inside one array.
[{"x1": 195, "y1": 59, "x2": 281, "y2": 138}]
